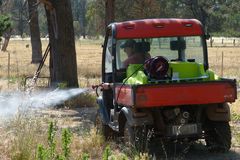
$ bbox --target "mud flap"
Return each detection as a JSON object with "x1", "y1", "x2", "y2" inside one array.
[
  {"x1": 97, "y1": 97, "x2": 110, "y2": 124},
  {"x1": 206, "y1": 103, "x2": 230, "y2": 122}
]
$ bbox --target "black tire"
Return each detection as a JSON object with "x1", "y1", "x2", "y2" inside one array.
[
  {"x1": 124, "y1": 122, "x2": 148, "y2": 152},
  {"x1": 94, "y1": 111, "x2": 114, "y2": 140},
  {"x1": 205, "y1": 121, "x2": 231, "y2": 152}
]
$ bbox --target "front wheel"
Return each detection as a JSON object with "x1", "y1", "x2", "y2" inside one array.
[
  {"x1": 95, "y1": 111, "x2": 114, "y2": 140},
  {"x1": 205, "y1": 121, "x2": 231, "y2": 152}
]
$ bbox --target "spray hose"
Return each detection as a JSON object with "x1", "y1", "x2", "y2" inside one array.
[{"x1": 25, "y1": 43, "x2": 50, "y2": 93}]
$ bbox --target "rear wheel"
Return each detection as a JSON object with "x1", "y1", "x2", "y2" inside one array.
[
  {"x1": 205, "y1": 121, "x2": 231, "y2": 152},
  {"x1": 124, "y1": 122, "x2": 148, "y2": 151}
]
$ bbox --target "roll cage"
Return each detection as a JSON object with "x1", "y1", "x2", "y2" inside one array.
[{"x1": 102, "y1": 19, "x2": 209, "y2": 84}]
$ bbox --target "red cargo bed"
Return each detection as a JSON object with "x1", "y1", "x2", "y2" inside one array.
[{"x1": 115, "y1": 80, "x2": 237, "y2": 108}]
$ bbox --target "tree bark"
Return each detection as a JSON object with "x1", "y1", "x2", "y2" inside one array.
[
  {"x1": 1, "y1": 27, "x2": 12, "y2": 51},
  {"x1": 1, "y1": 36, "x2": 10, "y2": 51},
  {"x1": 105, "y1": 0, "x2": 115, "y2": 30},
  {"x1": 28, "y1": 0, "x2": 42, "y2": 63},
  {"x1": 45, "y1": 0, "x2": 79, "y2": 88}
]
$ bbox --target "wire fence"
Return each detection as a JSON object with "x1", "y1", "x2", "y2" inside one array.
[{"x1": 207, "y1": 37, "x2": 240, "y2": 47}]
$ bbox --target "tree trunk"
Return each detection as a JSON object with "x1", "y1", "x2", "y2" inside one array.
[
  {"x1": 28, "y1": 0, "x2": 42, "y2": 63},
  {"x1": 105, "y1": 0, "x2": 115, "y2": 30},
  {"x1": 1, "y1": 27, "x2": 12, "y2": 51},
  {"x1": 1, "y1": 36, "x2": 10, "y2": 51},
  {"x1": 45, "y1": 0, "x2": 79, "y2": 88}
]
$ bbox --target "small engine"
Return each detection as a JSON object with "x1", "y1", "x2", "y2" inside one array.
[{"x1": 163, "y1": 108, "x2": 191, "y2": 125}]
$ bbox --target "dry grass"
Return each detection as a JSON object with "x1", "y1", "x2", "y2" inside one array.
[
  {"x1": 0, "y1": 111, "x2": 140, "y2": 160},
  {"x1": 0, "y1": 39, "x2": 102, "y2": 90},
  {"x1": 230, "y1": 93, "x2": 240, "y2": 114},
  {"x1": 208, "y1": 47, "x2": 240, "y2": 79},
  {"x1": 0, "y1": 113, "x2": 49, "y2": 159}
]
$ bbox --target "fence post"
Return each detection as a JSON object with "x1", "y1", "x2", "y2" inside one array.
[
  {"x1": 210, "y1": 37, "x2": 213, "y2": 47},
  {"x1": 8, "y1": 51, "x2": 10, "y2": 89},
  {"x1": 221, "y1": 51, "x2": 224, "y2": 77}
]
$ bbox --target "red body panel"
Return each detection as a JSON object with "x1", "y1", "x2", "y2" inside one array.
[
  {"x1": 115, "y1": 81, "x2": 237, "y2": 108},
  {"x1": 114, "y1": 19, "x2": 204, "y2": 39},
  {"x1": 115, "y1": 86, "x2": 134, "y2": 106}
]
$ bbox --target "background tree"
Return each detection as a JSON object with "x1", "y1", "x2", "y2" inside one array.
[
  {"x1": 72, "y1": 0, "x2": 87, "y2": 38},
  {"x1": 105, "y1": 0, "x2": 115, "y2": 29},
  {"x1": 45, "y1": 0, "x2": 79, "y2": 87},
  {"x1": 128, "y1": 0, "x2": 160, "y2": 19},
  {"x1": 86, "y1": 0, "x2": 105, "y2": 37},
  {"x1": 10, "y1": 0, "x2": 29, "y2": 37},
  {"x1": 0, "y1": 15, "x2": 11, "y2": 38},
  {"x1": 27, "y1": 0, "x2": 42, "y2": 63},
  {"x1": 0, "y1": 0, "x2": 10, "y2": 13},
  {"x1": 2, "y1": 0, "x2": 240, "y2": 38},
  {"x1": 0, "y1": 15, "x2": 11, "y2": 51}
]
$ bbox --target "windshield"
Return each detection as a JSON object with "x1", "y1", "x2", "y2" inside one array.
[{"x1": 116, "y1": 36, "x2": 205, "y2": 69}]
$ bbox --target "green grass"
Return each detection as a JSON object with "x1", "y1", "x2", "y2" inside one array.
[{"x1": 231, "y1": 111, "x2": 240, "y2": 122}]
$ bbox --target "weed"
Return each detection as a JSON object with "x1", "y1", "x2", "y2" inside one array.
[
  {"x1": 102, "y1": 145, "x2": 111, "y2": 160},
  {"x1": 48, "y1": 121, "x2": 57, "y2": 159},
  {"x1": 61, "y1": 128, "x2": 72, "y2": 159},
  {"x1": 81, "y1": 153, "x2": 89, "y2": 160},
  {"x1": 36, "y1": 144, "x2": 48, "y2": 160},
  {"x1": 37, "y1": 121, "x2": 73, "y2": 160},
  {"x1": 57, "y1": 82, "x2": 68, "y2": 89},
  {"x1": 231, "y1": 111, "x2": 240, "y2": 122}
]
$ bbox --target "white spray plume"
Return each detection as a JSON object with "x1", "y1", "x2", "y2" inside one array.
[{"x1": 0, "y1": 88, "x2": 89, "y2": 117}]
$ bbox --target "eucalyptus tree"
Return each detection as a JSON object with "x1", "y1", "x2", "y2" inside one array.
[
  {"x1": 72, "y1": 0, "x2": 87, "y2": 38},
  {"x1": 45, "y1": 0, "x2": 79, "y2": 87},
  {"x1": 27, "y1": 0, "x2": 42, "y2": 63}
]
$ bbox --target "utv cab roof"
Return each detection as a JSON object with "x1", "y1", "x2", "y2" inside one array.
[{"x1": 110, "y1": 18, "x2": 204, "y2": 39}]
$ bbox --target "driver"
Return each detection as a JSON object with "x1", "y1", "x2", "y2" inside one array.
[{"x1": 121, "y1": 39, "x2": 150, "y2": 68}]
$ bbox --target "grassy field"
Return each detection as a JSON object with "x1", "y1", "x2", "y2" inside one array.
[
  {"x1": 0, "y1": 39, "x2": 239, "y2": 159},
  {"x1": 0, "y1": 39, "x2": 103, "y2": 90}
]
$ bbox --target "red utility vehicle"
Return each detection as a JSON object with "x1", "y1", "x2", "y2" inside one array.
[{"x1": 95, "y1": 18, "x2": 237, "y2": 152}]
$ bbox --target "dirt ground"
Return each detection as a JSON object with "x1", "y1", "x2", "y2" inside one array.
[{"x1": 40, "y1": 107, "x2": 240, "y2": 160}]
